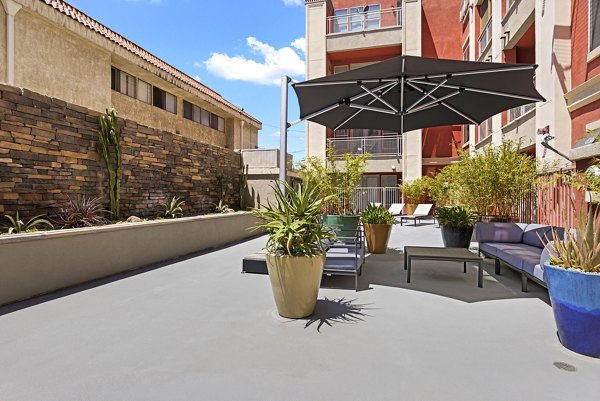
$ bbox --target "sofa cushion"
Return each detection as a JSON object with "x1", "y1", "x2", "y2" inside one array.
[
  {"x1": 476, "y1": 223, "x2": 525, "y2": 244},
  {"x1": 479, "y1": 242, "x2": 502, "y2": 257},
  {"x1": 522, "y1": 225, "x2": 565, "y2": 249},
  {"x1": 517, "y1": 244, "x2": 547, "y2": 275},
  {"x1": 496, "y1": 243, "x2": 542, "y2": 271}
]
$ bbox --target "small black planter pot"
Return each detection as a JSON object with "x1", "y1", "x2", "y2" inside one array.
[{"x1": 440, "y1": 226, "x2": 474, "y2": 248}]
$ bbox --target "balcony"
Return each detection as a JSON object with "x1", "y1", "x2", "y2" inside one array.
[
  {"x1": 326, "y1": 7, "x2": 402, "y2": 53},
  {"x1": 501, "y1": 0, "x2": 535, "y2": 49},
  {"x1": 502, "y1": 103, "x2": 536, "y2": 147},
  {"x1": 328, "y1": 135, "x2": 402, "y2": 157},
  {"x1": 478, "y1": 19, "x2": 492, "y2": 58},
  {"x1": 508, "y1": 103, "x2": 535, "y2": 123},
  {"x1": 459, "y1": 0, "x2": 469, "y2": 22}
]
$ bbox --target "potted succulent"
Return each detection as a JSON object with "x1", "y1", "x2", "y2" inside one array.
[
  {"x1": 399, "y1": 176, "x2": 431, "y2": 215},
  {"x1": 435, "y1": 206, "x2": 477, "y2": 248},
  {"x1": 361, "y1": 204, "x2": 395, "y2": 253},
  {"x1": 543, "y1": 207, "x2": 600, "y2": 358},
  {"x1": 252, "y1": 181, "x2": 335, "y2": 319},
  {"x1": 300, "y1": 146, "x2": 368, "y2": 238}
]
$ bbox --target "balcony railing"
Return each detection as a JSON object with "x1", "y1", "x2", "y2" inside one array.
[
  {"x1": 508, "y1": 103, "x2": 535, "y2": 122},
  {"x1": 347, "y1": 187, "x2": 402, "y2": 211},
  {"x1": 479, "y1": 117, "x2": 492, "y2": 142},
  {"x1": 459, "y1": 0, "x2": 469, "y2": 22},
  {"x1": 478, "y1": 19, "x2": 492, "y2": 54},
  {"x1": 328, "y1": 136, "x2": 402, "y2": 156},
  {"x1": 327, "y1": 7, "x2": 402, "y2": 35}
]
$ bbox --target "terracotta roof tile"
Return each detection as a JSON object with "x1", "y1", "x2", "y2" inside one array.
[{"x1": 40, "y1": 0, "x2": 261, "y2": 125}]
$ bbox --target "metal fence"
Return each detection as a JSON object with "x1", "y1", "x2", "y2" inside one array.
[
  {"x1": 327, "y1": 7, "x2": 402, "y2": 34},
  {"x1": 336, "y1": 187, "x2": 401, "y2": 212},
  {"x1": 328, "y1": 136, "x2": 402, "y2": 156}
]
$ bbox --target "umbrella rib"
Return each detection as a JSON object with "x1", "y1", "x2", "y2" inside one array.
[
  {"x1": 411, "y1": 80, "x2": 543, "y2": 102},
  {"x1": 360, "y1": 84, "x2": 398, "y2": 113},
  {"x1": 405, "y1": 79, "x2": 448, "y2": 112},
  {"x1": 405, "y1": 64, "x2": 536, "y2": 81},
  {"x1": 334, "y1": 82, "x2": 398, "y2": 130},
  {"x1": 406, "y1": 81, "x2": 479, "y2": 124},
  {"x1": 348, "y1": 103, "x2": 398, "y2": 115},
  {"x1": 401, "y1": 58, "x2": 405, "y2": 134},
  {"x1": 405, "y1": 90, "x2": 461, "y2": 115}
]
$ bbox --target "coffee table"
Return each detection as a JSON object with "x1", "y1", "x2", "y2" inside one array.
[{"x1": 404, "y1": 246, "x2": 484, "y2": 288}]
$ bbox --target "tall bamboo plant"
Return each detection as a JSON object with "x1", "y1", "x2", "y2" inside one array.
[{"x1": 97, "y1": 108, "x2": 122, "y2": 220}]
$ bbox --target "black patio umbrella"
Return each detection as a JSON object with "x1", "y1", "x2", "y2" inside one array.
[{"x1": 292, "y1": 55, "x2": 544, "y2": 133}]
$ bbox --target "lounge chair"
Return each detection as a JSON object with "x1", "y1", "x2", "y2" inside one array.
[
  {"x1": 388, "y1": 203, "x2": 405, "y2": 216},
  {"x1": 369, "y1": 202, "x2": 383, "y2": 208},
  {"x1": 399, "y1": 204, "x2": 434, "y2": 226}
]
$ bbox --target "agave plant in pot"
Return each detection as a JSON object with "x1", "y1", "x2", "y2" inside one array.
[
  {"x1": 543, "y1": 207, "x2": 600, "y2": 358},
  {"x1": 435, "y1": 206, "x2": 477, "y2": 248},
  {"x1": 361, "y1": 204, "x2": 395, "y2": 253},
  {"x1": 252, "y1": 181, "x2": 335, "y2": 319}
]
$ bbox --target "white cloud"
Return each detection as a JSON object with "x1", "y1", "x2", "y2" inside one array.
[
  {"x1": 192, "y1": 75, "x2": 201, "y2": 82},
  {"x1": 123, "y1": 0, "x2": 162, "y2": 3},
  {"x1": 203, "y1": 37, "x2": 306, "y2": 86},
  {"x1": 291, "y1": 37, "x2": 306, "y2": 54},
  {"x1": 272, "y1": 131, "x2": 281, "y2": 137},
  {"x1": 282, "y1": 0, "x2": 303, "y2": 6}
]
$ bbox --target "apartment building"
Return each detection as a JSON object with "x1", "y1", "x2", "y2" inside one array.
[
  {"x1": 568, "y1": 0, "x2": 600, "y2": 170},
  {"x1": 0, "y1": 0, "x2": 261, "y2": 150},
  {"x1": 305, "y1": 0, "x2": 578, "y2": 192}
]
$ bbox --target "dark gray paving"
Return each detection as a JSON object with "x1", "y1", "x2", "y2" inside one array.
[{"x1": 0, "y1": 224, "x2": 599, "y2": 401}]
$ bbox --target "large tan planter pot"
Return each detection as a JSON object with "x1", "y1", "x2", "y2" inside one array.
[
  {"x1": 364, "y1": 223, "x2": 392, "y2": 254},
  {"x1": 266, "y1": 254, "x2": 325, "y2": 318},
  {"x1": 404, "y1": 203, "x2": 418, "y2": 215}
]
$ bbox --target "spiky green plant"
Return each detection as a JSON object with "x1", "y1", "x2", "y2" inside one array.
[
  {"x1": 435, "y1": 206, "x2": 477, "y2": 228},
  {"x1": 361, "y1": 204, "x2": 395, "y2": 225},
  {"x1": 3, "y1": 212, "x2": 53, "y2": 234},
  {"x1": 162, "y1": 196, "x2": 185, "y2": 219},
  {"x1": 547, "y1": 208, "x2": 600, "y2": 273},
  {"x1": 215, "y1": 200, "x2": 234, "y2": 214},
  {"x1": 252, "y1": 181, "x2": 335, "y2": 257},
  {"x1": 239, "y1": 164, "x2": 249, "y2": 210},
  {"x1": 97, "y1": 107, "x2": 122, "y2": 220}
]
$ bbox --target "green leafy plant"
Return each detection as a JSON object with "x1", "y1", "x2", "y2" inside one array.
[
  {"x1": 299, "y1": 145, "x2": 368, "y2": 215},
  {"x1": 54, "y1": 196, "x2": 109, "y2": 228},
  {"x1": 215, "y1": 200, "x2": 234, "y2": 214},
  {"x1": 3, "y1": 212, "x2": 53, "y2": 234},
  {"x1": 399, "y1": 176, "x2": 431, "y2": 204},
  {"x1": 361, "y1": 204, "x2": 395, "y2": 225},
  {"x1": 435, "y1": 206, "x2": 477, "y2": 228},
  {"x1": 252, "y1": 181, "x2": 335, "y2": 256},
  {"x1": 162, "y1": 196, "x2": 185, "y2": 219},
  {"x1": 97, "y1": 108, "x2": 122, "y2": 220},
  {"x1": 547, "y1": 207, "x2": 600, "y2": 274}
]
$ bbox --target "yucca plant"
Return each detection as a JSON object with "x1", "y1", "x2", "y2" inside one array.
[
  {"x1": 3, "y1": 212, "x2": 53, "y2": 234},
  {"x1": 215, "y1": 200, "x2": 234, "y2": 214},
  {"x1": 54, "y1": 196, "x2": 109, "y2": 228},
  {"x1": 435, "y1": 206, "x2": 478, "y2": 228},
  {"x1": 252, "y1": 181, "x2": 335, "y2": 256},
  {"x1": 547, "y1": 208, "x2": 600, "y2": 273},
  {"x1": 361, "y1": 204, "x2": 395, "y2": 225},
  {"x1": 162, "y1": 196, "x2": 185, "y2": 219}
]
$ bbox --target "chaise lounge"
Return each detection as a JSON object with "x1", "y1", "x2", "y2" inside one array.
[{"x1": 399, "y1": 204, "x2": 434, "y2": 226}]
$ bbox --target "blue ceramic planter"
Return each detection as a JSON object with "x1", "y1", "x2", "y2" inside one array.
[{"x1": 543, "y1": 262, "x2": 600, "y2": 358}]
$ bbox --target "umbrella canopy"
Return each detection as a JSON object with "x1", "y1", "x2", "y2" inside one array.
[{"x1": 292, "y1": 55, "x2": 544, "y2": 133}]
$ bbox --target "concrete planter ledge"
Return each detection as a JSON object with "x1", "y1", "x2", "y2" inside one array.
[{"x1": 0, "y1": 212, "x2": 261, "y2": 306}]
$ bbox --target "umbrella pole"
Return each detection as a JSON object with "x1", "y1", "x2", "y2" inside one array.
[{"x1": 279, "y1": 76, "x2": 291, "y2": 193}]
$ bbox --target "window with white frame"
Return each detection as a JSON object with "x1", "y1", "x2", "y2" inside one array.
[
  {"x1": 333, "y1": 9, "x2": 348, "y2": 33},
  {"x1": 591, "y1": 0, "x2": 600, "y2": 51},
  {"x1": 137, "y1": 79, "x2": 152, "y2": 104}
]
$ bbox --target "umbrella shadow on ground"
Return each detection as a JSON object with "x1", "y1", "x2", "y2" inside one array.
[
  {"x1": 353, "y1": 248, "x2": 550, "y2": 304},
  {"x1": 302, "y1": 297, "x2": 374, "y2": 332}
]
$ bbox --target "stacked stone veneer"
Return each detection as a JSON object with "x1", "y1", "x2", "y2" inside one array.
[{"x1": 0, "y1": 84, "x2": 240, "y2": 219}]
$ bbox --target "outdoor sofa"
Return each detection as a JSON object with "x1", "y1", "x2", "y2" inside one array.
[{"x1": 476, "y1": 222, "x2": 564, "y2": 292}]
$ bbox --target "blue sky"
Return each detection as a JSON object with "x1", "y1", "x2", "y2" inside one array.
[{"x1": 68, "y1": 0, "x2": 308, "y2": 159}]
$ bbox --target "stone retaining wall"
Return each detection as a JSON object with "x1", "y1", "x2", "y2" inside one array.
[{"x1": 0, "y1": 84, "x2": 240, "y2": 219}]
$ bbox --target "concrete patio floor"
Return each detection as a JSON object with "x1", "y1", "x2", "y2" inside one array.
[{"x1": 1, "y1": 223, "x2": 599, "y2": 401}]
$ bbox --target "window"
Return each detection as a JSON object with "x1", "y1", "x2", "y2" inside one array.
[
  {"x1": 111, "y1": 67, "x2": 135, "y2": 98},
  {"x1": 137, "y1": 79, "x2": 152, "y2": 104},
  {"x1": 153, "y1": 86, "x2": 177, "y2": 114},
  {"x1": 333, "y1": 9, "x2": 348, "y2": 33},
  {"x1": 365, "y1": 4, "x2": 381, "y2": 30},
  {"x1": 463, "y1": 41, "x2": 469, "y2": 61},
  {"x1": 591, "y1": 0, "x2": 600, "y2": 51},
  {"x1": 183, "y1": 100, "x2": 225, "y2": 132},
  {"x1": 211, "y1": 113, "x2": 225, "y2": 132},
  {"x1": 333, "y1": 65, "x2": 349, "y2": 74},
  {"x1": 350, "y1": 7, "x2": 364, "y2": 31}
]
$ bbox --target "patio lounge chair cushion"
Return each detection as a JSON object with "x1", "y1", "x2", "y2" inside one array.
[
  {"x1": 388, "y1": 203, "x2": 404, "y2": 216},
  {"x1": 521, "y1": 224, "x2": 564, "y2": 249},
  {"x1": 475, "y1": 223, "x2": 525, "y2": 244}
]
